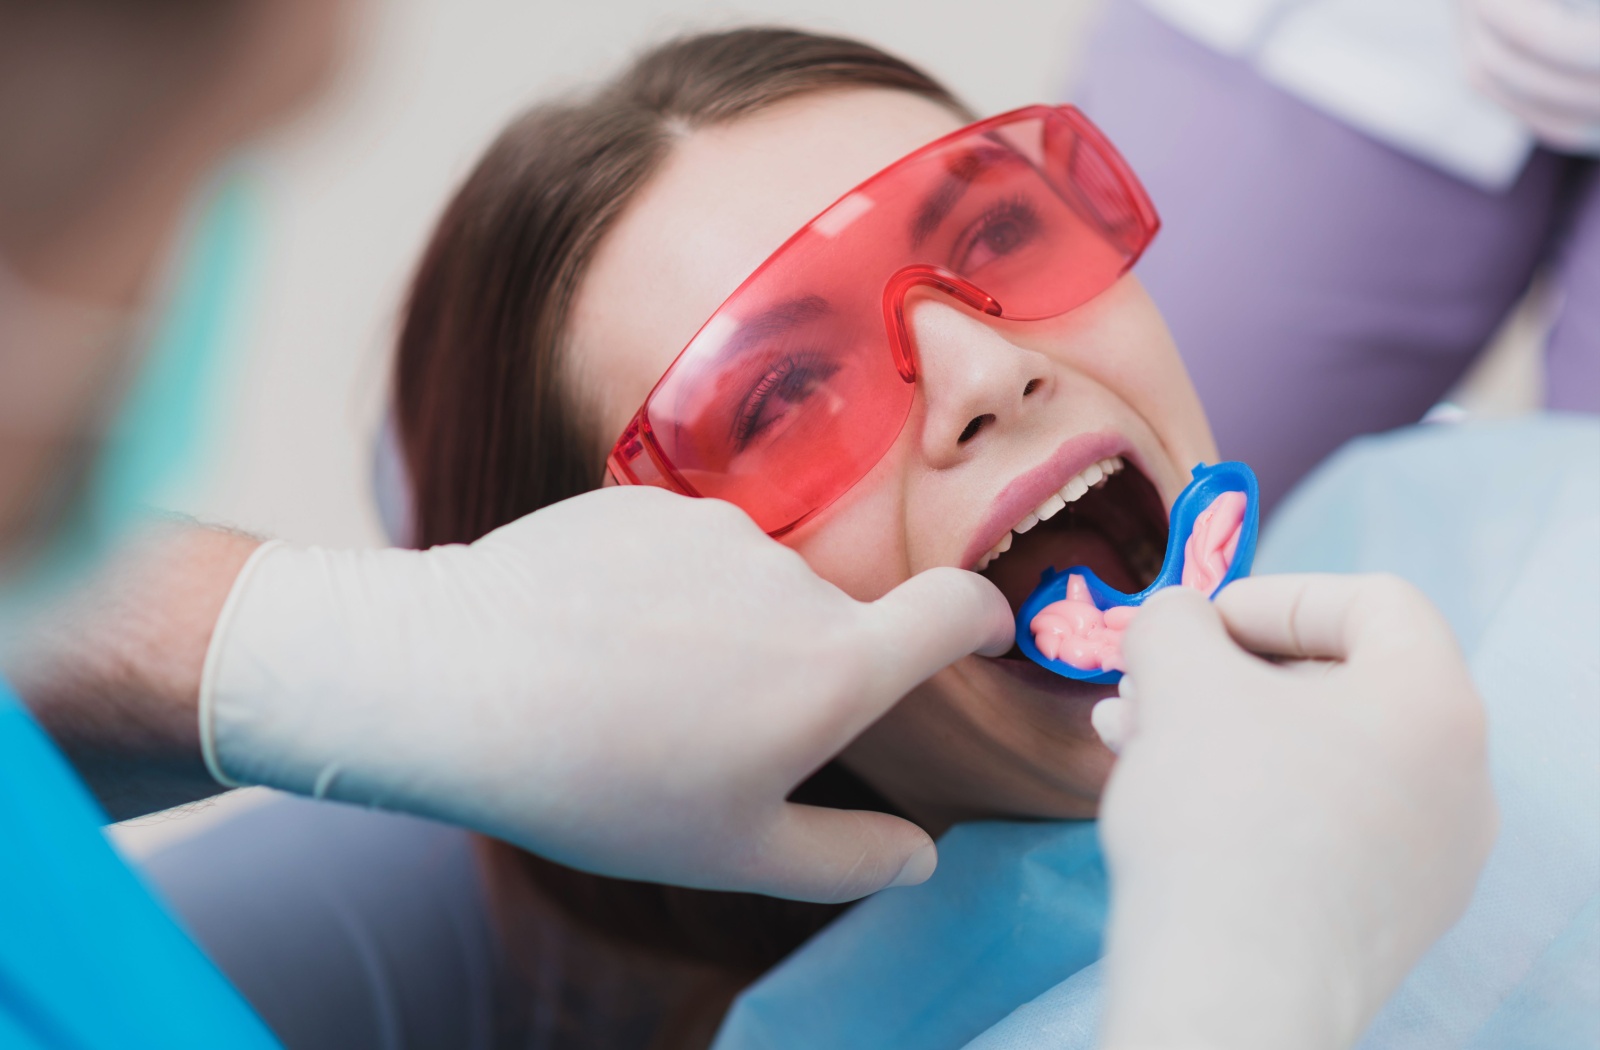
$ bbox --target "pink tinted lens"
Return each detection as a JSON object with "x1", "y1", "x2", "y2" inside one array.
[
  {"x1": 638, "y1": 268, "x2": 914, "y2": 534},
  {"x1": 616, "y1": 106, "x2": 1155, "y2": 535}
]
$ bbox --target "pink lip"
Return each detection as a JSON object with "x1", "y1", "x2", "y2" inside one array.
[{"x1": 960, "y1": 430, "x2": 1132, "y2": 570}]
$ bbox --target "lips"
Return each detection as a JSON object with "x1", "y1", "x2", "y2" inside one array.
[
  {"x1": 965, "y1": 430, "x2": 1173, "y2": 643},
  {"x1": 973, "y1": 455, "x2": 1127, "y2": 571},
  {"x1": 961, "y1": 430, "x2": 1129, "y2": 570}
]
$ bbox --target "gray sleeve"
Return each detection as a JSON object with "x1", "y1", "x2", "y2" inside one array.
[{"x1": 136, "y1": 794, "x2": 504, "y2": 1050}]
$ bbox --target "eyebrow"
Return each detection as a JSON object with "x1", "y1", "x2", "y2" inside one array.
[
  {"x1": 907, "y1": 144, "x2": 1024, "y2": 248},
  {"x1": 722, "y1": 294, "x2": 832, "y2": 358}
]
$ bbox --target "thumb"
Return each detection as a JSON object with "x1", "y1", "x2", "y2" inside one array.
[
  {"x1": 843, "y1": 568, "x2": 1013, "y2": 738},
  {"x1": 746, "y1": 803, "x2": 938, "y2": 903},
  {"x1": 871, "y1": 566, "x2": 1015, "y2": 658},
  {"x1": 1213, "y1": 573, "x2": 1433, "y2": 664}
]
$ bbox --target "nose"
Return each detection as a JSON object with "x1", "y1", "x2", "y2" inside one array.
[{"x1": 906, "y1": 294, "x2": 1051, "y2": 469}]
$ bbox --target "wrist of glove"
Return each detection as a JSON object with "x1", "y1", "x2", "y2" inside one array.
[{"x1": 199, "y1": 538, "x2": 533, "y2": 822}]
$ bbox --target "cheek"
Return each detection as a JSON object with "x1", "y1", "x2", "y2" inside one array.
[
  {"x1": 566, "y1": 331, "x2": 665, "y2": 454},
  {"x1": 1047, "y1": 277, "x2": 1215, "y2": 459},
  {"x1": 785, "y1": 451, "x2": 914, "y2": 602},
  {"x1": 842, "y1": 667, "x2": 1115, "y2": 822}
]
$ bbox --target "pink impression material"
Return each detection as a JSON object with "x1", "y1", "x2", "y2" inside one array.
[
  {"x1": 1030, "y1": 490, "x2": 1249, "y2": 672},
  {"x1": 1180, "y1": 489, "x2": 1247, "y2": 593}
]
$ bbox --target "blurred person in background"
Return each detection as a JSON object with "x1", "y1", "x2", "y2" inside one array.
[
  {"x1": 0, "y1": 4, "x2": 1502, "y2": 1050},
  {"x1": 0, "y1": 1, "x2": 358, "y2": 1045},
  {"x1": 1073, "y1": 0, "x2": 1600, "y2": 510}
]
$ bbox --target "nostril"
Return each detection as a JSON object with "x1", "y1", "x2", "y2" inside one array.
[
  {"x1": 1023, "y1": 378, "x2": 1042, "y2": 397},
  {"x1": 958, "y1": 413, "x2": 996, "y2": 444}
]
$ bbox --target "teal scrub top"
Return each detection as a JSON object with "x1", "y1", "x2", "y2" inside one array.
[{"x1": 0, "y1": 679, "x2": 280, "y2": 1049}]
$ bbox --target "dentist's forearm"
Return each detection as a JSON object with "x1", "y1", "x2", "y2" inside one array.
[{"x1": 6, "y1": 522, "x2": 260, "y2": 820}]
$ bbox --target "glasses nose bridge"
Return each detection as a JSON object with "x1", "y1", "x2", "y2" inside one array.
[{"x1": 881, "y1": 265, "x2": 1002, "y2": 382}]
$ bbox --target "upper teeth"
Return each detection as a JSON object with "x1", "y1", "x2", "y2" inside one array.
[{"x1": 975, "y1": 456, "x2": 1125, "y2": 571}]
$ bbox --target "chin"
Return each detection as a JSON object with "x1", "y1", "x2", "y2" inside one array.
[{"x1": 850, "y1": 656, "x2": 1118, "y2": 830}]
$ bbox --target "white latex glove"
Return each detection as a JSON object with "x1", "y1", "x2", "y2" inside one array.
[
  {"x1": 1461, "y1": 0, "x2": 1600, "y2": 154},
  {"x1": 200, "y1": 486, "x2": 1013, "y2": 902},
  {"x1": 1093, "y1": 575, "x2": 1498, "y2": 1050}
]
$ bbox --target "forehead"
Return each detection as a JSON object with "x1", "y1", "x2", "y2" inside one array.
[{"x1": 569, "y1": 88, "x2": 968, "y2": 438}]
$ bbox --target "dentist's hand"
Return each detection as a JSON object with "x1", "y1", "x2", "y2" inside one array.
[
  {"x1": 199, "y1": 487, "x2": 1013, "y2": 902},
  {"x1": 1094, "y1": 575, "x2": 1497, "y2": 1050},
  {"x1": 1461, "y1": 0, "x2": 1600, "y2": 154}
]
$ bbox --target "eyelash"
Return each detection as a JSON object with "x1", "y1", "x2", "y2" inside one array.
[
  {"x1": 733, "y1": 351, "x2": 840, "y2": 449},
  {"x1": 954, "y1": 196, "x2": 1042, "y2": 269}
]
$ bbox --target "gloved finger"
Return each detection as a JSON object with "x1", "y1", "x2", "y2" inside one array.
[
  {"x1": 1213, "y1": 573, "x2": 1431, "y2": 664},
  {"x1": 1119, "y1": 587, "x2": 1242, "y2": 723},
  {"x1": 1472, "y1": 0, "x2": 1600, "y2": 76},
  {"x1": 1465, "y1": 34, "x2": 1600, "y2": 120},
  {"x1": 745, "y1": 803, "x2": 938, "y2": 902},
  {"x1": 1469, "y1": 41, "x2": 1600, "y2": 155},
  {"x1": 873, "y1": 566, "x2": 1015, "y2": 657},
  {"x1": 1091, "y1": 695, "x2": 1135, "y2": 754},
  {"x1": 1465, "y1": 18, "x2": 1600, "y2": 120},
  {"x1": 846, "y1": 567, "x2": 1013, "y2": 732}
]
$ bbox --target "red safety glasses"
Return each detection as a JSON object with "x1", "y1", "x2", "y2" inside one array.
[{"x1": 606, "y1": 104, "x2": 1159, "y2": 535}]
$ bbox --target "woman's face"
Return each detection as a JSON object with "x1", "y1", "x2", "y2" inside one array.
[{"x1": 568, "y1": 89, "x2": 1216, "y2": 829}]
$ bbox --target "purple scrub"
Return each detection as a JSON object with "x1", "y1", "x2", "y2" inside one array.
[{"x1": 1073, "y1": 3, "x2": 1599, "y2": 510}]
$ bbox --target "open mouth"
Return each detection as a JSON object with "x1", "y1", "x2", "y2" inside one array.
[{"x1": 978, "y1": 456, "x2": 1170, "y2": 659}]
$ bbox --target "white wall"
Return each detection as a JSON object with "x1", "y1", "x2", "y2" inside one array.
[{"x1": 165, "y1": 0, "x2": 1109, "y2": 548}]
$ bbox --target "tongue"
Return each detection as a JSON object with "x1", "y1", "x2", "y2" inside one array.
[{"x1": 985, "y1": 526, "x2": 1141, "y2": 616}]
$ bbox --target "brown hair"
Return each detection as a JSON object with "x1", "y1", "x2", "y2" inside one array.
[{"x1": 392, "y1": 26, "x2": 969, "y2": 1043}]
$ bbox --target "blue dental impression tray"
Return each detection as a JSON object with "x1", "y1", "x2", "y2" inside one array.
[{"x1": 1015, "y1": 461, "x2": 1261, "y2": 683}]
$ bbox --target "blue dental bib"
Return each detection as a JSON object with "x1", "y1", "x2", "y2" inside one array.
[{"x1": 1014, "y1": 461, "x2": 1260, "y2": 683}]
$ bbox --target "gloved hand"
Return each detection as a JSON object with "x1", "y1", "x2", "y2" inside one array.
[
  {"x1": 199, "y1": 486, "x2": 1012, "y2": 903},
  {"x1": 1093, "y1": 575, "x2": 1498, "y2": 1050},
  {"x1": 1461, "y1": 0, "x2": 1600, "y2": 154}
]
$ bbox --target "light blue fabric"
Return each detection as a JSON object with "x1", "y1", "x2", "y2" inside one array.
[
  {"x1": 714, "y1": 414, "x2": 1600, "y2": 1050},
  {"x1": 95, "y1": 175, "x2": 256, "y2": 526},
  {"x1": 713, "y1": 822, "x2": 1107, "y2": 1049},
  {"x1": 0, "y1": 680, "x2": 280, "y2": 1048}
]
